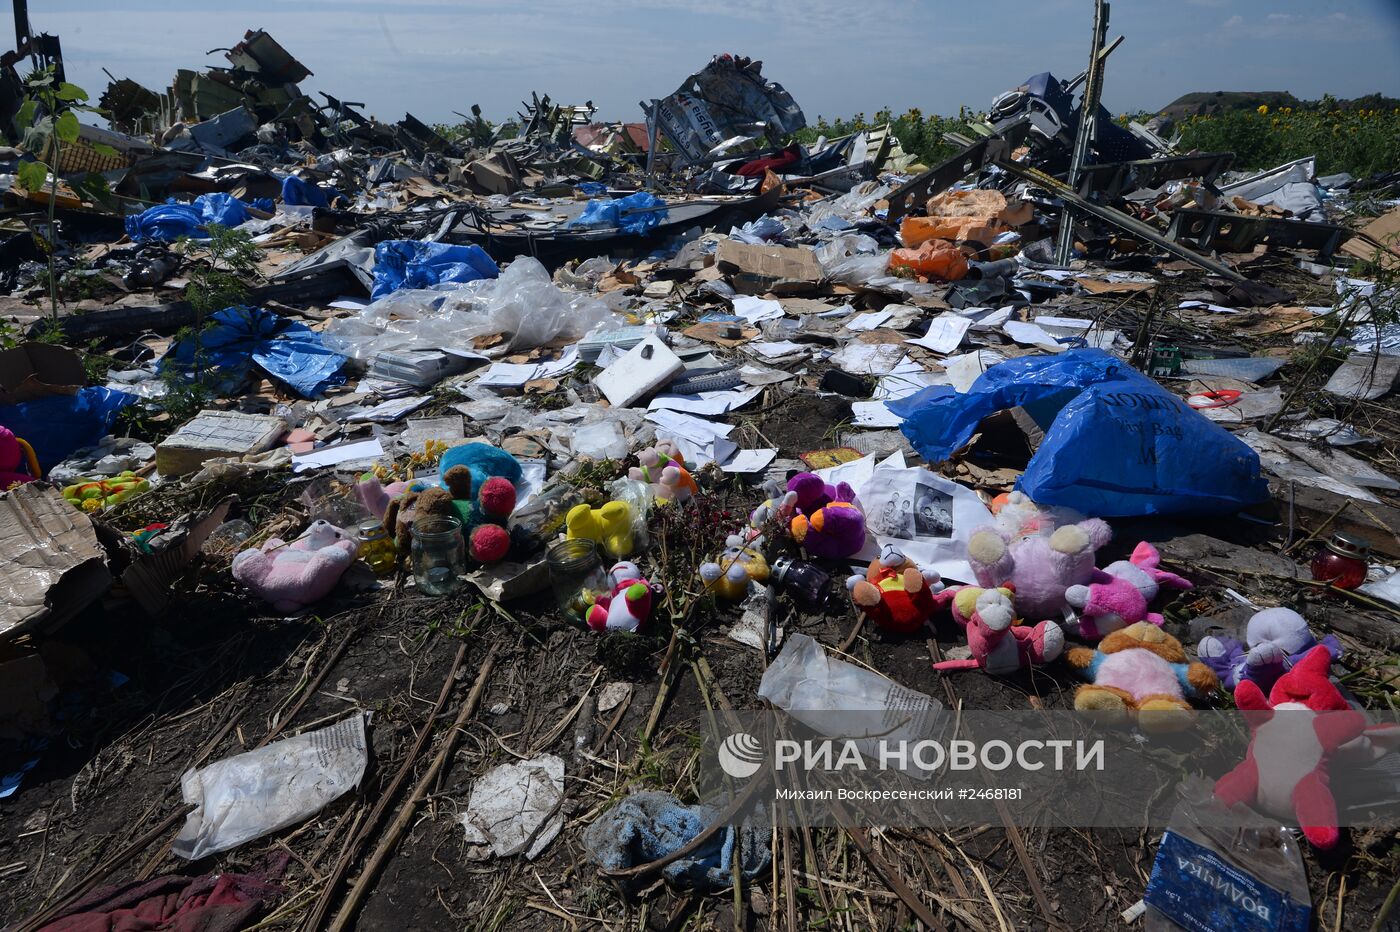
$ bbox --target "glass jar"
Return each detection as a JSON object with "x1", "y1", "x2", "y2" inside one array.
[
  {"x1": 547, "y1": 538, "x2": 608, "y2": 620},
  {"x1": 355, "y1": 519, "x2": 396, "y2": 576},
  {"x1": 411, "y1": 516, "x2": 466, "y2": 595},
  {"x1": 1310, "y1": 532, "x2": 1370, "y2": 590},
  {"x1": 772, "y1": 556, "x2": 831, "y2": 611}
]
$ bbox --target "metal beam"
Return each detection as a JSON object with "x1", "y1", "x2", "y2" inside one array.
[{"x1": 1056, "y1": 0, "x2": 1111, "y2": 265}]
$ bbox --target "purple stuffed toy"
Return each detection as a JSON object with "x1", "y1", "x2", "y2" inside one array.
[
  {"x1": 232, "y1": 520, "x2": 360, "y2": 613},
  {"x1": 966, "y1": 509, "x2": 1112, "y2": 621},
  {"x1": 786, "y1": 472, "x2": 866, "y2": 559},
  {"x1": 1197, "y1": 607, "x2": 1342, "y2": 693}
]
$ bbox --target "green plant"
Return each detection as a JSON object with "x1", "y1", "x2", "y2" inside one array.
[
  {"x1": 14, "y1": 69, "x2": 112, "y2": 324},
  {"x1": 160, "y1": 224, "x2": 260, "y2": 409}
]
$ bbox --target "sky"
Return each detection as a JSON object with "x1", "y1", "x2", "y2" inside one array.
[{"x1": 14, "y1": 0, "x2": 1400, "y2": 128}]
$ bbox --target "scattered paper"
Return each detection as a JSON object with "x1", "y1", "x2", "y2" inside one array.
[
  {"x1": 1179, "y1": 300, "x2": 1241, "y2": 315},
  {"x1": 346, "y1": 395, "x2": 432, "y2": 423},
  {"x1": 942, "y1": 350, "x2": 1005, "y2": 392},
  {"x1": 906, "y1": 314, "x2": 973, "y2": 354},
  {"x1": 748, "y1": 340, "x2": 809, "y2": 361},
  {"x1": 459, "y1": 755, "x2": 564, "y2": 860},
  {"x1": 873, "y1": 358, "x2": 947, "y2": 401},
  {"x1": 830, "y1": 341, "x2": 905, "y2": 375},
  {"x1": 851, "y1": 401, "x2": 904, "y2": 428},
  {"x1": 845, "y1": 311, "x2": 893, "y2": 332},
  {"x1": 292, "y1": 438, "x2": 385, "y2": 472},
  {"x1": 731, "y1": 295, "x2": 785, "y2": 324},
  {"x1": 648, "y1": 386, "x2": 762, "y2": 416},
  {"x1": 1003, "y1": 320, "x2": 1065, "y2": 352},
  {"x1": 721, "y1": 448, "x2": 778, "y2": 473},
  {"x1": 476, "y1": 348, "x2": 579, "y2": 389}
]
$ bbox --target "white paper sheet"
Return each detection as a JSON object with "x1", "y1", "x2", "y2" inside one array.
[
  {"x1": 845, "y1": 311, "x2": 893, "y2": 332},
  {"x1": 732, "y1": 295, "x2": 786, "y2": 324},
  {"x1": 291, "y1": 438, "x2": 386, "y2": 473},
  {"x1": 748, "y1": 340, "x2": 809, "y2": 360},
  {"x1": 648, "y1": 385, "x2": 763, "y2": 416},
  {"x1": 905, "y1": 314, "x2": 973, "y2": 354},
  {"x1": 829, "y1": 341, "x2": 906, "y2": 375},
  {"x1": 346, "y1": 395, "x2": 432, "y2": 423},
  {"x1": 851, "y1": 401, "x2": 904, "y2": 427},
  {"x1": 720, "y1": 449, "x2": 778, "y2": 473},
  {"x1": 1003, "y1": 320, "x2": 1066, "y2": 351}
]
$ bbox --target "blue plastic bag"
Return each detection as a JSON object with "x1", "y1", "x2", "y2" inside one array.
[
  {"x1": 567, "y1": 191, "x2": 668, "y2": 236},
  {"x1": 0, "y1": 387, "x2": 136, "y2": 473},
  {"x1": 370, "y1": 240, "x2": 499, "y2": 300},
  {"x1": 281, "y1": 175, "x2": 340, "y2": 208},
  {"x1": 161, "y1": 306, "x2": 347, "y2": 399},
  {"x1": 124, "y1": 194, "x2": 265, "y2": 241},
  {"x1": 888, "y1": 349, "x2": 1269, "y2": 517}
]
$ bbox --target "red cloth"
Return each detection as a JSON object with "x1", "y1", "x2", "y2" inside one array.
[
  {"x1": 40, "y1": 857, "x2": 286, "y2": 932},
  {"x1": 734, "y1": 144, "x2": 800, "y2": 178}
]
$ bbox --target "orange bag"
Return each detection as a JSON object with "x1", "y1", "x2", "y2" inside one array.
[{"x1": 888, "y1": 240, "x2": 969, "y2": 281}]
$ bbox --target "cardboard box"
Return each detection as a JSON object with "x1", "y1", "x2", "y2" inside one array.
[
  {"x1": 156, "y1": 410, "x2": 287, "y2": 477},
  {"x1": 715, "y1": 241, "x2": 824, "y2": 296},
  {"x1": 0, "y1": 342, "x2": 86, "y2": 405},
  {"x1": 0, "y1": 483, "x2": 112, "y2": 641}
]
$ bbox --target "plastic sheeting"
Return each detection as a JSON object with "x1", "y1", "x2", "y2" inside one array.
[
  {"x1": 370, "y1": 240, "x2": 499, "y2": 300},
  {"x1": 123, "y1": 194, "x2": 272, "y2": 241},
  {"x1": 324, "y1": 256, "x2": 615, "y2": 362},
  {"x1": 0, "y1": 386, "x2": 136, "y2": 474},
  {"x1": 566, "y1": 192, "x2": 668, "y2": 236},
  {"x1": 280, "y1": 174, "x2": 340, "y2": 208},
  {"x1": 888, "y1": 349, "x2": 1269, "y2": 517},
  {"x1": 162, "y1": 305, "x2": 348, "y2": 399}
]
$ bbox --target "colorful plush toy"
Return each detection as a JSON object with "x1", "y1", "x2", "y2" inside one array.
[
  {"x1": 700, "y1": 535, "x2": 771, "y2": 601},
  {"x1": 232, "y1": 520, "x2": 360, "y2": 613},
  {"x1": 1065, "y1": 622, "x2": 1219, "y2": 731},
  {"x1": 587, "y1": 561, "x2": 656, "y2": 633},
  {"x1": 0, "y1": 426, "x2": 41, "y2": 489},
  {"x1": 438, "y1": 442, "x2": 523, "y2": 497},
  {"x1": 413, "y1": 483, "x2": 513, "y2": 564},
  {"x1": 933, "y1": 585, "x2": 1064, "y2": 673},
  {"x1": 61, "y1": 471, "x2": 150, "y2": 512},
  {"x1": 847, "y1": 545, "x2": 944, "y2": 634},
  {"x1": 567, "y1": 500, "x2": 635, "y2": 559},
  {"x1": 1198, "y1": 607, "x2": 1343, "y2": 694},
  {"x1": 1213, "y1": 646, "x2": 1369, "y2": 849},
  {"x1": 787, "y1": 472, "x2": 866, "y2": 559},
  {"x1": 628, "y1": 441, "x2": 698, "y2": 504},
  {"x1": 1063, "y1": 541, "x2": 1193, "y2": 640},
  {"x1": 966, "y1": 504, "x2": 1111, "y2": 620},
  {"x1": 748, "y1": 481, "x2": 797, "y2": 538}
]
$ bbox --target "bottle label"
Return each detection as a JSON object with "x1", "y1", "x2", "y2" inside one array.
[{"x1": 1144, "y1": 831, "x2": 1309, "y2": 932}]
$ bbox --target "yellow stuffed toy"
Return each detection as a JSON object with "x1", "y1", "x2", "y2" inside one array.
[{"x1": 566, "y1": 501, "x2": 635, "y2": 559}]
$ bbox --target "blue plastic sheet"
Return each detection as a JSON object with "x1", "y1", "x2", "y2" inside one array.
[
  {"x1": 281, "y1": 175, "x2": 340, "y2": 208},
  {"x1": 575, "y1": 181, "x2": 608, "y2": 196},
  {"x1": 0, "y1": 387, "x2": 136, "y2": 473},
  {"x1": 567, "y1": 191, "x2": 668, "y2": 236},
  {"x1": 162, "y1": 306, "x2": 348, "y2": 399},
  {"x1": 888, "y1": 349, "x2": 1269, "y2": 517},
  {"x1": 370, "y1": 240, "x2": 499, "y2": 300},
  {"x1": 124, "y1": 194, "x2": 269, "y2": 241}
]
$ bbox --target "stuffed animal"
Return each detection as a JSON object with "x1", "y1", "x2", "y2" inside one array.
[
  {"x1": 0, "y1": 426, "x2": 41, "y2": 489},
  {"x1": 438, "y1": 442, "x2": 523, "y2": 496},
  {"x1": 1063, "y1": 541, "x2": 1193, "y2": 640},
  {"x1": 414, "y1": 483, "x2": 513, "y2": 564},
  {"x1": 232, "y1": 520, "x2": 360, "y2": 613},
  {"x1": 847, "y1": 545, "x2": 944, "y2": 634},
  {"x1": 787, "y1": 473, "x2": 866, "y2": 559},
  {"x1": 966, "y1": 506, "x2": 1111, "y2": 620},
  {"x1": 1198, "y1": 607, "x2": 1343, "y2": 694},
  {"x1": 1213, "y1": 646, "x2": 1370, "y2": 849},
  {"x1": 587, "y1": 561, "x2": 656, "y2": 633},
  {"x1": 628, "y1": 441, "x2": 698, "y2": 504},
  {"x1": 700, "y1": 535, "x2": 770, "y2": 601},
  {"x1": 933, "y1": 586, "x2": 1064, "y2": 674},
  {"x1": 1066, "y1": 622, "x2": 1219, "y2": 731},
  {"x1": 61, "y1": 472, "x2": 149, "y2": 512},
  {"x1": 745, "y1": 480, "x2": 798, "y2": 542},
  {"x1": 567, "y1": 500, "x2": 635, "y2": 559}
]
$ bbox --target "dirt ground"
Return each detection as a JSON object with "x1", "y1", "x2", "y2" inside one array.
[{"x1": 4, "y1": 383, "x2": 1399, "y2": 932}]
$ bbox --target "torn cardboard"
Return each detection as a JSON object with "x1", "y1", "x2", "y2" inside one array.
[
  {"x1": 0, "y1": 342, "x2": 86, "y2": 405},
  {"x1": 716, "y1": 241, "x2": 824, "y2": 295},
  {"x1": 0, "y1": 483, "x2": 112, "y2": 641}
]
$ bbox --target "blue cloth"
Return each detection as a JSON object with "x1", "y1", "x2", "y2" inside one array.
[
  {"x1": 124, "y1": 194, "x2": 266, "y2": 241},
  {"x1": 582, "y1": 791, "x2": 769, "y2": 891},
  {"x1": 161, "y1": 305, "x2": 347, "y2": 399},
  {"x1": 0, "y1": 387, "x2": 135, "y2": 473},
  {"x1": 281, "y1": 175, "x2": 340, "y2": 208},
  {"x1": 567, "y1": 191, "x2": 668, "y2": 236},
  {"x1": 888, "y1": 349, "x2": 1269, "y2": 517},
  {"x1": 370, "y1": 240, "x2": 499, "y2": 300}
]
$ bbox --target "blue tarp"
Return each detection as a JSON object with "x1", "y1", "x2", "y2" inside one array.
[
  {"x1": 887, "y1": 349, "x2": 1270, "y2": 517},
  {"x1": 281, "y1": 175, "x2": 341, "y2": 208},
  {"x1": 370, "y1": 240, "x2": 499, "y2": 300},
  {"x1": 0, "y1": 387, "x2": 136, "y2": 474},
  {"x1": 123, "y1": 194, "x2": 272, "y2": 241},
  {"x1": 161, "y1": 306, "x2": 348, "y2": 399},
  {"x1": 567, "y1": 191, "x2": 668, "y2": 236}
]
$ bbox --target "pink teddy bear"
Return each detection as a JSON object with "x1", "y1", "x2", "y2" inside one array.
[
  {"x1": 966, "y1": 509, "x2": 1112, "y2": 621},
  {"x1": 232, "y1": 520, "x2": 360, "y2": 613},
  {"x1": 1063, "y1": 541, "x2": 1193, "y2": 640}
]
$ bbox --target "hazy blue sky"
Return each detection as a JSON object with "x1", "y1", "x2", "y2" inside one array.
[{"x1": 17, "y1": 0, "x2": 1400, "y2": 126}]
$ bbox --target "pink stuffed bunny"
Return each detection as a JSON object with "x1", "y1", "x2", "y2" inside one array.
[
  {"x1": 1063, "y1": 541, "x2": 1193, "y2": 640},
  {"x1": 966, "y1": 507, "x2": 1111, "y2": 620},
  {"x1": 232, "y1": 520, "x2": 360, "y2": 613},
  {"x1": 933, "y1": 586, "x2": 1064, "y2": 675}
]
